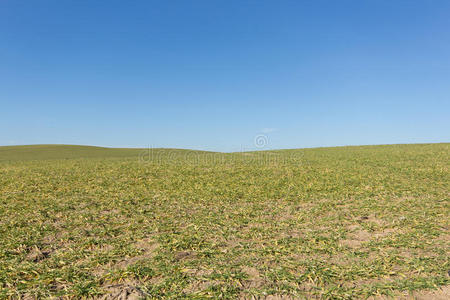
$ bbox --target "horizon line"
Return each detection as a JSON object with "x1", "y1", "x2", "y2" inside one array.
[{"x1": 1, "y1": 142, "x2": 448, "y2": 154}]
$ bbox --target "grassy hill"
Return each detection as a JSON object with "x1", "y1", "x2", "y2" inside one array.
[
  {"x1": 0, "y1": 144, "x2": 212, "y2": 162},
  {"x1": 0, "y1": 143, "x2": 448, "y2": 299}
]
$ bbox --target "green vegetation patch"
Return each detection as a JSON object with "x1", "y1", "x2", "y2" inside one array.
[{"x1": 0, "y1": 144, "x2": 448, "y2": 299}]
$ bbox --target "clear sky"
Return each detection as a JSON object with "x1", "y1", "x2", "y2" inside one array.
[{"x1": 1, "y1": 0, "x2": 449, "y2": 152}]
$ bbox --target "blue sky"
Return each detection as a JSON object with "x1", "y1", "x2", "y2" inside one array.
[{"x1": 1, "y1": 0, "x2": 449, "y2": 152}]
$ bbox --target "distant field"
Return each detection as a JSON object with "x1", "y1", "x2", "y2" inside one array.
[
  {"x1": 0, "y1": 144, "x2": 448, "y2": 299},
  {"x1": 0, "y1": 145, "x2": 211, "y2": 162}
]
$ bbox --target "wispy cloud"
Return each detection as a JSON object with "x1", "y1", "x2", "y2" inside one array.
[{"x1": 260, "y1": 128, "x2": 277, "y2": 134}]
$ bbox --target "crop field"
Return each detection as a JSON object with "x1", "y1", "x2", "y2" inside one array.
[{"x1": 0, "y1": 144, "x2": 448, "y2": 299}]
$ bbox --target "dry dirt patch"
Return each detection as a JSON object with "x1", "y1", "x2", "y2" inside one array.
[
  {"x1": 100, "y1": 284, "x2": 148, "y2": 300},
  {"x1": 26, "y1": 246, "x2": 51, "y2": 262},
  {"x1": 412, "y1": 285, "x2": 450, "y2": 300},
  {"x1": 340, "y1": 227, "x2": 371, "y2": 248},
  {"x1": 242, "y1": 266, "x2": 265, "y2": 288},
  {"x1": 369, "y1": 285, "x2": 450, "y2": 300}
]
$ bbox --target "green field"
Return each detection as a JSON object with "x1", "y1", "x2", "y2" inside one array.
[{"x1": 0, "y1": 144, "x2": 448, "y2": 299}]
